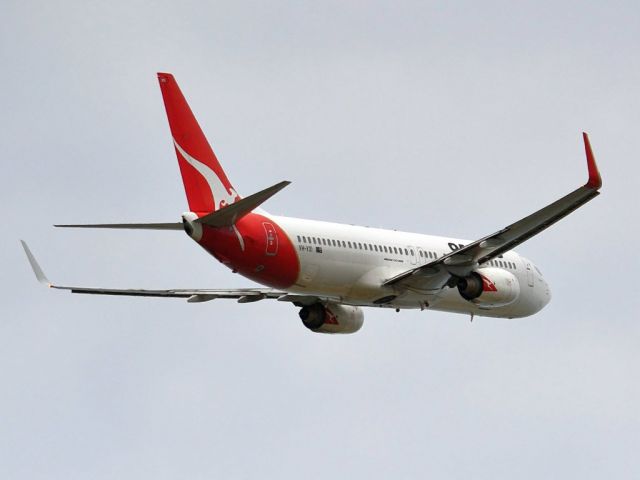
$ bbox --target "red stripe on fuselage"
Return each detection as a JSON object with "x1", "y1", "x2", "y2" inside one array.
[{"x1": 197, "y1": 213, "x2": 300, "y2": 289}]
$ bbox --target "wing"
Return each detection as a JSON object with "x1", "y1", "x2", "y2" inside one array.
[
  {"x1": 20, "y1": 241, "x2": 326, "y2": 306},
  {"x1": 384, "y1": 133, "x2": 602, "y2": 289}
]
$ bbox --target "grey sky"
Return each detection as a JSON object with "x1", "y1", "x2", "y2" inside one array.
[{"x1": 1, "y1": 1, "x2": 639, "y2": 478}]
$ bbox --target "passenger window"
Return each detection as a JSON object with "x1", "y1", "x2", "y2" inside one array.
[
  {"x1": 348, "y1": 241, "x2": 352, "y2": 248},
  {"x1": 410, "y1": 249, "x2": 414, "y2": 256},
  {"x1": 342, "y1": 241, "x2": 346, "y2": 247},
  {"x1": 332, "y1": 239, "x2": 336, "y2": 246},
  {"x1": 419, "y1": 250, "x2": 423, "y2": 257},
  {"x1": 393, "y1": 247, "x2": 398, "y2": 254},
  {"x1": 358, "y1": 243, "x2": 363, "y2": 249},
  {"x1": 296, "y1": 235, "x2": 301, "y2": 242}
]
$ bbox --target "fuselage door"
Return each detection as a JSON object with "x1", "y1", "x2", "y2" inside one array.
[
  {"x1": 525, "y1": 262, "x2": 534, "y2": 287},
  {"x1": 408, "y1": 246, "x2": 417, "y2": 265},
  {"x1": 262, "y1": 222, "x2": 278, "y2": 256}
]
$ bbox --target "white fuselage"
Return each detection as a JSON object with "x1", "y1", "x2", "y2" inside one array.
[{"x1": 271, "y1": 215, "x2": 551, "y2": 318}]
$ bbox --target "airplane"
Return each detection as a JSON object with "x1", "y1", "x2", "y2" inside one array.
[{"x1": 21, "y1": 73, "x2": 603, "y2": 334}]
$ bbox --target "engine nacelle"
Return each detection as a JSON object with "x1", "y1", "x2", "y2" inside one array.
[
  {"x1": 456, "y1": 267, "x2": 520, "y2": 308},
  {"x1": 299, "y1": 302, "x2": 364, "y2": 334}
]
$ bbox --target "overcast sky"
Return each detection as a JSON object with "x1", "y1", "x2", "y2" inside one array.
[{"x1": 1, "y1": 1, "x2": 639, "y2": 478}]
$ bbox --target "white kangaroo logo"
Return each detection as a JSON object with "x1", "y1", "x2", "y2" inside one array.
[{"x1": 174, "y1": 139, "x2": 240, "y2": 211}]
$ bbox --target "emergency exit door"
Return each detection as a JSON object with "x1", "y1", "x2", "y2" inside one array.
[{"x1": 263, "y1": 222, "x2": 278, "y2": 256}]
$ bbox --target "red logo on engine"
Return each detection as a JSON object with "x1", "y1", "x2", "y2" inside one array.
[
  {"x1": 480, "y1": 274, "x2": 498, "y2": 292},
  {"x1": 324, "y1": 309, "x2": 339, "y2": 325}
]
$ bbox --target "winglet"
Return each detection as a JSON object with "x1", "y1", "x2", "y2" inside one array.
[
  {"x1": 20, "y1": 240, "x2": 51, "y2": 286},
  {"x1": 583, "y1": 132, "x2": 602, "y2": 189}
]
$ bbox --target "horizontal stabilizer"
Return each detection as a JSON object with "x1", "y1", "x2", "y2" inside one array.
[
  {"x1": 54, "y1": 223, "x2": 183, "y2": 230},
  {"x1": 195, "y1": 180, "x2": 290, "y2": 227}
]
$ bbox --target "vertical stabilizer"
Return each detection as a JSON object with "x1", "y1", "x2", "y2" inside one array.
[{"x1": 157, "y1": 73, "x2": 240, "y2": 215}]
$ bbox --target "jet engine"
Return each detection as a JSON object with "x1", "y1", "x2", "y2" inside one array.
[
  {"x1": 299, "y1": 302, "x2": 364, "y2": 334},
  {"x1": 456, "y1": 267, "x2": 520, "y2": 308}
]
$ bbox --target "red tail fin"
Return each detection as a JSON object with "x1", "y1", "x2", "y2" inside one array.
[{"x1": 157, "y1": 73, "x2": 239, "y2": 214}]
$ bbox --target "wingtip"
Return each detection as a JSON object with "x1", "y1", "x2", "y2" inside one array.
[
  {"x1": 20, "y1": 240, "x2": 51, "y2": 286},
  {"x1": 582, "y1": 132, "x2": 602, "y2": 190}
]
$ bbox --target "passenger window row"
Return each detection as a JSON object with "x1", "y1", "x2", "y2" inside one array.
[
  {"x1": 296, "y1": 235, "x2": 440, "y2": 258},
  {"x1": 295, "y1": 235, "x2": 518, "y2": 270},
  {"x1": 487, "y1": 259, "x2": 517, "y2": 270}
]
